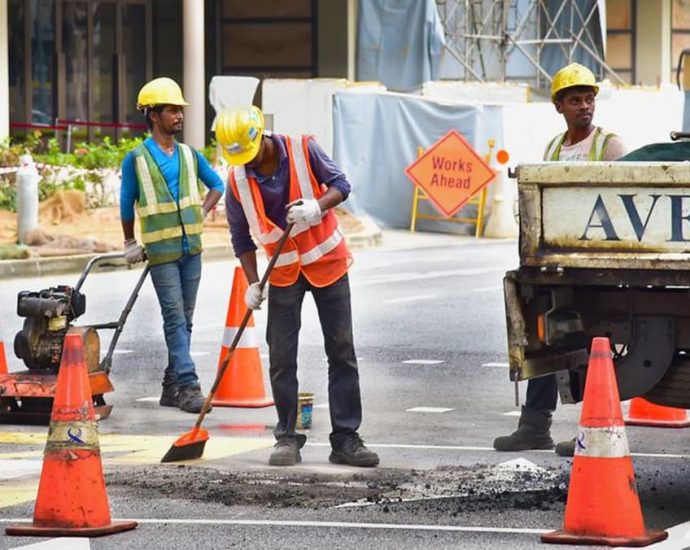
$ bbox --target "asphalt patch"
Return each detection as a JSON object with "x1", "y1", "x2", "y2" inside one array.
[{"x1": 106, "y1": 462, "x2": 569, "y2": 515}]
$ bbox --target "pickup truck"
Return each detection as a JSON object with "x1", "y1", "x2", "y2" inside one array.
[{"x1": 504, "y1": 161, "x2": 690, "y2": 408}]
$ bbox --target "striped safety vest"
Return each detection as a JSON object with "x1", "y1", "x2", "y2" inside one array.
[
  {"x1": 229, "y1": 135, "x2": 351, "y2": 288},
  {"x1": 132, "y1": 142, "x2": 204, "y2": 266},
  {"x1": 543, "y1": 127, "x2": 616, "y2": 161}
]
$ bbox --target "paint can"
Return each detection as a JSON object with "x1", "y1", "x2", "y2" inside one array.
[{"x1": 296, "y1": 392, "x2": 314, "y2": 430}]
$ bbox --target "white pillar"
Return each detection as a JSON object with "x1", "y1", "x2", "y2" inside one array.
[
  {"x1": 183, "y1": 0, "x2": 205, "y2": 149},
  {"x1": 635, "y1": 0, "x2": 672, "y2": 86},
  {"x1": 0, "y1": 0, "x2": 9, "y2": 139},
  {"x1": 347, "y1": 0, "x2": 357, "y2": 81}
]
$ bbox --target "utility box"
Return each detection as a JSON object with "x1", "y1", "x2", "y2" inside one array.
[{"x1": 504, "y1": 162, "x2": 690, "y2": 408}]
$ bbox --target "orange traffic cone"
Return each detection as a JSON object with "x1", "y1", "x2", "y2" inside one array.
[
  {"x1": 212, "y1": 267, "x2": 274, "y2": 408},
  {"x1": 541, "y1": 337, "x2": 667, "y2": 547},
  {"x1": 625, "y1": 397, "x2": 690, "y2": 428},
  {"x1": 0, "y1": 339, "x2": 8, "y2": 375},
  {"x1": 6, "y1": 333, "x2": 137, "y2": 537}
]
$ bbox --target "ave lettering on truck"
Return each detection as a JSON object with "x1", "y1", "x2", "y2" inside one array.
[{"x1": 504, "y1": 161, "x2": 690, "y2": 410}]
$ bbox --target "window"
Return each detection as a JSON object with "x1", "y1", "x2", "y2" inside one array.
[
  {"x1": 672, "y1": 0, "x2": 690, "y2": 85},
  {"x1": 606, "y1": 0, "x2": 635, "y2": 84},
  {"x1": 217, "y1": 0, "x2": 316, "y2": 78}
]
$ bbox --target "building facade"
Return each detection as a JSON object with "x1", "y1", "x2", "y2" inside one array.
[{"x1": 1, "y1": 0, "x2": 689, "y2": 144}]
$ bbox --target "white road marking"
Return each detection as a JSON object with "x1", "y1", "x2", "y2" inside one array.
[
  {"x1": 0, "y1": 459, "x2": 43, "y2": 480},
  {"x1": 483, "y1": 362, "x2": 509, "y2": 368},
  {"x1": 402, "y1": 360, "x2": 444, "y2": 365},
  {"x1": 9, "y1": 538, "x2": 91, "y2": 549},
  {"x1": 385, "y1": 295, "x2": 436, "y2": 304},
  {"x1": 618, "y1": 519, "x2": 690, "y2": 549},
  {"x1": 353, "y1": 267, "x2": 504, "y2": 287},
  {"x1": 0, "y1": 517, "x2": 549, "y2": 535},
  {"x1": 503, "y1": 411, "x2": 521, "y2": 417},
  {"x1": 313, "y1": 403, "x2": 329, "y2": 409},
  {"x1": 135, "y1": 397, "x2": 159, "y2": 403},
  {"x1": 406, "y1": 407, "x2": 454, "y2": 413},
  {"x1": 471, "y1": 286, "x2": 502, "y2": 293},
  {"x1": 190, "y1": 351, "x2": 210, "y2": 357},
  {"x1": 109, "y1": 349, "x2": 132, "y2": 355}
]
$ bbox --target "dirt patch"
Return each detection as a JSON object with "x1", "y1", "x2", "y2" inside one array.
[
  {"x1": 0, "y1": 201, "x2": 363, "y2": 259},
  {"x1": 107, "y1": 462, "x2": 568, "y2": 515}
]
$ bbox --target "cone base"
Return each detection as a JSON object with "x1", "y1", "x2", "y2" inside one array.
[
  {"x1": 212, "y1": 397, "x2": 274, "y2": 408},
  {"x1": 541, "y1": 528, "x2": 667, "y2": 547},
  {"x1": 624, "y1": 417, "x2": 690, "y2": 428},
  {"x1": 6, "y1": 520, "x2": 138, "y2": 537}
]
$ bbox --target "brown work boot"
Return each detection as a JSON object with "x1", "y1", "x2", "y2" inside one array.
[
  {"x1": 329, "y1": 435, "x2": 379, "y2": 467},
  {"x1": 493, "y1": 407, "x2": 554, "y2": 451},
  {"x1": 178, "y1": 386, "x2": 210, "y2": 414},
  {"x1": 269, "y1": 438, "x2": 302, "y2": 466}
]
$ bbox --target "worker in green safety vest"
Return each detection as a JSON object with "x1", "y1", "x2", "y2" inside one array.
[
  {"x1": 494, "y1": 63, "x2": 627, "y2": 457},
  {"x1": 120, "y1": 77, "x2": 224, "y2": 413}
]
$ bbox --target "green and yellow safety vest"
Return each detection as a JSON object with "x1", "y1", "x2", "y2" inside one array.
[
  {"x1": 543, "y1": 127, "x2": 616, "y2": 161},
  {"x1": 132, "y1": 143, "x2": 204, "y2": 266}
]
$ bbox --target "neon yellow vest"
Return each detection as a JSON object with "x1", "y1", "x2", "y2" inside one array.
[
  {"x1": 543, "y1": 127, "x2": 615, "y2": 161},
  {"x1": 132, "y1": 143, "x2": 203, "y2": 266}
]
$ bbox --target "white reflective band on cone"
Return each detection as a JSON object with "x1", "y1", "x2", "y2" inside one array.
[
  {"x1": 222, "y1": 326, "x2": 258, "y2": 349},
  {"x1": 574, "y1": 426, "x2": 630, "y2": 458}
]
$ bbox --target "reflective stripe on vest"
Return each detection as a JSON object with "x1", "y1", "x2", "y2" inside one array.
[
  {"x1": 230, "y1": 135, "x2": 349, "y2": 285},
  {"x1": 132, "y1": 143, "x2": 203, "y2": 265},
  {"x1": 544, "y1": 127, "x2": 614, "y2": 161}
]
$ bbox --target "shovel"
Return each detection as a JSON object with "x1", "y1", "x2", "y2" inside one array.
[{"x1": 161, "y1": 222, "x2": 294, "y2": 463}]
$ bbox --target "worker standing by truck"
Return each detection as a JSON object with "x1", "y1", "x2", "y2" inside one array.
[
  {"x1": 215, "y1": 106, "x2": 379, "y2": 468},
  {"x1": 493, "y1": 63, "x2": 627, "y2": 456},
  {"x1": 120, "y1": 77, "x2": 224, "y2": 413}
]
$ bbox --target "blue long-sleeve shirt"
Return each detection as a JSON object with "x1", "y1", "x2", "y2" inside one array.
[
  {"x1": 225, "y1": 134, "x2": 350, "y2": 257},
  {"x1": 120, "y1": 137, "x2": 224, "y2": 222}
]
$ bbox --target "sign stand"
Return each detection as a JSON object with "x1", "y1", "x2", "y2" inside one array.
[{"x1": 409, "y1": 139, "x2": 496, "y2": 236}]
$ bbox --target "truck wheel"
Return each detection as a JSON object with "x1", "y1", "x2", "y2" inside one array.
[{"x1": 643, "y1": 353, "x2": 690, "y2": 409}]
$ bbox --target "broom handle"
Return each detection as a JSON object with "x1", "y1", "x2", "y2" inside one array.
[{"x1": 192, "y1": 222, "x2": 295, "y2": 430}]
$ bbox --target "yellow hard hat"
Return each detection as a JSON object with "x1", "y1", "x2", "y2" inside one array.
[
  {"x1": 215, "y1": 106, "x2": 265, "y2": 166},
  {"x1": 137, "y1": 77, "x2": 188, "y2": 110},
  {"x1": 550, "y1": 63, "x2": 599, "y2": 102}
]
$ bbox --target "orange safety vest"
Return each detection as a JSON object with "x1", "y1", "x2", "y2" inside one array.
[{"x1": 229, "y1": 135, "x2": 351, "y2": 288}]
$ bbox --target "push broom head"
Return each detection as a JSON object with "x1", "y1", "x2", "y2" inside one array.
[{"x1": 161, "y1": 427, "x2": 210, "y2": 463}]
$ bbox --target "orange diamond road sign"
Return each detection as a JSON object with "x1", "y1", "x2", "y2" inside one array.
[{"x1": 405, "y1": 130, "x2": 496, "y2": 217}]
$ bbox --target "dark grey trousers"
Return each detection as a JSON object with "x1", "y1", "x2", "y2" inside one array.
[{"x1": 267, "y1": 273, "x2": 362, "y2": 447}]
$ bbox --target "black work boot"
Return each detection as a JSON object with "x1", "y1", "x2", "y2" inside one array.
[
  {"x1": 329, "y1": 435, "x2": 379, "y2": 467},
  {"x1": 269, "y1": 436, "x2": 306, "y2": 466},
  {"x1": 493, "y1": 407, "x2": 554, "y2": 451},
  {"x1": 555, "y1": 438, "x2": 576, "y2": 457},
  {"x1": 178, "y1": 386, "x2": 210, "y2": 414},
  {"x1": 159, "y1": 385, "x2": 179, "y2": 408}
]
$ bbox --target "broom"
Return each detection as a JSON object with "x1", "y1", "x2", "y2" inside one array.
[{"x1": 161, "y1": 222, "x2": 295, "y2": 463}]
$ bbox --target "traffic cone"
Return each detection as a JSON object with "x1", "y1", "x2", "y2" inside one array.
[
  {"x1": 541, "y1": 337, "x2": 667, "y2": 547},
  {"x1": 5, "y1": 333, "x2": 137, "y2": 537},
  {"x1": 0, "y1": 339, "x2": 8, "y2": 375},
  {"x1": 625, "y1": 397, "x2": 690, "y2": 428},
  {"x1": 212, "y1": 267, "x2": 274, "y2": 408}
]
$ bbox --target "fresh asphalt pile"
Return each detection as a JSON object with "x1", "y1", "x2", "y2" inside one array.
[{"x1": 105, "y1": 462, "x2": 570, "y2": 516}]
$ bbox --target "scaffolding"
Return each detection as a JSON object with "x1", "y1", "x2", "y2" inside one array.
[{"x1": 437, "y1": 0, "x2": 625, "y2": 89}]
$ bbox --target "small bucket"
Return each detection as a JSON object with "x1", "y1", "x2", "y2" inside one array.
[{"x1": 296, "y1": 392, "x2": 314, "y2": 430}]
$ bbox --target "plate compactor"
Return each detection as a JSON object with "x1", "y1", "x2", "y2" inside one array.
[{"x1": 0, "y1": 253, "x2": 149, "y2": 424}]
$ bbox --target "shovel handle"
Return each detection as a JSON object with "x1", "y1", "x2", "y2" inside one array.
[{"x1": 192, "y1": 223, "x2": 295, "y2": 429}]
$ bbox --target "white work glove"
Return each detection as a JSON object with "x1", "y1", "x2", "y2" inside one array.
[
  {"x1": 201, "y1": 206, "x2": 210, "y2": 220},
  {"x1": 286, "y1": 199, "x2": 322, "y2": 225},
  {"x1": 123, "y1": 238, "x2": 146, "y2": 264},
  {"x1": 245, "y1": 282, "x2": 267, "y2": 310}
]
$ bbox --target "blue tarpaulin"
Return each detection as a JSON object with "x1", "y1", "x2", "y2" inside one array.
[
  {"x1": 357, "y1": 0, "x2": 445, "y2": 91},
  {"x1": 332, "y1": 92, "x2": 504, "y2": 233}
]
